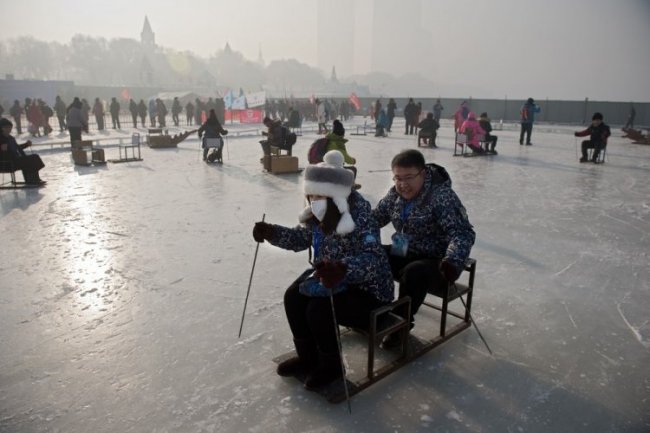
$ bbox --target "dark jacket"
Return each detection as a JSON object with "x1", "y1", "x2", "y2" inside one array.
[
  {"x1": 479, "y1": 118, "x2": 493, "y2": 135},
  {"x1": 417, "y1": 118, "x2": 440, "y2": 133},
  {"x1": 372, "y1": 164, "x2": 475, "y2": 273},
  {"x1": 268, "y1": 191, "x2": 394, "y2": 303},
  {"x1": 575, "y1": 123, "x2": 611, "y2": 146},
  {"x1": 0, "y1": 134, "x2": 28, "y2": 160},
  {"x1": 198, "y1": 118, "x2": 227, "y2": 139}
]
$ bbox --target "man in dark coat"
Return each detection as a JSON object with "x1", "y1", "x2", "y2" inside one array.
[
  {"x1": 372, "y1": 149, "x2": 475, "y2": 344},
  {"x1": 109, "y1": 97, "x2": 121, "y2": 129},
  {"x1": 575, "y1": 112, "x2": 611, "y2": 163},
  {"x1": 9, "y1": 100, "x2": 23, "y2": 135},
  {"x1": 403, "y1": 98, "x2": 417, "y2": 135},
  {"x1": 0, "y1": 117, "x2": 46, "y2": 185}
]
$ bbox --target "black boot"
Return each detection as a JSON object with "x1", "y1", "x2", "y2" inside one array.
[
  {"x1": 276, "y1": 338, "x2": 318, "y2": 377},
  {"x1": 304, "y1": 350, "x2": 343, "y2": 390}
]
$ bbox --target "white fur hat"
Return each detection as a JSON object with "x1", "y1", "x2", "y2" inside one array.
[{"x1": 299, "y1": 150, "x2": 355, "y2": 234}]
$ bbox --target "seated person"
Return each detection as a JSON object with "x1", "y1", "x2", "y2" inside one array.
[
  {"x1": 459, "y1": 112, "x2": 486, "y2": 153},
  {"x1": 371, "y1": 149, "x2": 475, "y2": 345},
  {"x1": 197, "y1": 109, "x2": 228, "y2": 162},
  {"x1": 0, "y1": 117, "x2": 46, "y2": 185},
  {"x1": 575, "y1": 112, "x2": 610, "y2": 163},
  {"x1": 252, "y1": 150, "x2": 394, "y2": 389},
  {"x1": 260, "y1": 116, "x2": 293, "y2": 157},
  {"x1": 478, "y1": 112, "x2": 498, "y2": 154},
  {"x1": 326, "y1": 120, "x2": 357, "y2": 178},
  {"x1": 417, "y1": 113, "x2": 440, "y2": 147}
]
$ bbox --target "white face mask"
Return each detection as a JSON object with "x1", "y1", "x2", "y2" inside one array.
[{"x1": 310, "y1": 199, "x2": 328, "y2": 221}]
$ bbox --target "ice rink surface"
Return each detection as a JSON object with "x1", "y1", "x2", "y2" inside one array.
[{"x1": 1, "y1": 117, "x2": 648, "y2": 433}]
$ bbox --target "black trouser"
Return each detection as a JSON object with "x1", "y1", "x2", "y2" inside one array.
[
  {"x1": 95, "y1": 115, "x2": 104, "y2": 130},
  {"x1": 384, "y1": 246, "x2": 447, "y2": 326},
  {"x1": 111, "y1": 113, "x2": 120, "y2": 129},
  {"x1": 284, "y1": 274, "x2": 386, "y2": 353},
  {"x1": 14, "y1": 154, "x2": 45, "y2": 183},
  {"x1": 150, "y1": 114, "x2": 156, "y2": 127},
  {"x1": 520, "y1": 123, "x2": 533, "y2": 144},
  {"x1": 375, "y1": 125, "x2": 385, "y2": 137},
  {"x1": 12, "y1": 116, "x2": 22, "y2": 135},
  {"x1": 158, "y1": 115, "x2": 166, "y2": 127},
  {"x1": 131, "y1": 113, "x2": 138, "y2": 128},
  {"x1": 68, "y1": 127, "x2": 82, "y2": 144},
  {"x1": 485, "y1": 134, "x2": 498, "y2": 150},
  {"x1": 387, "y1": 115, "x2": 394, "y2": 131},
  {"x1": 581, "y1": 140, "x2": 604, "y2": 160},
  {"x1": 140, "y1": 115, "x2": 146, "y2": 127},
  {"x1": 172, "y1": 113, "x2": 179, "y2": 126},
  {"x1": 57, "y1": 114, "x2": 66, "y2": 131}
]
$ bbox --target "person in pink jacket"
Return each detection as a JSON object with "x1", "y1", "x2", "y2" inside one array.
[{"x1": 459, "y1": 112, "x2": 486, "y2": 153}]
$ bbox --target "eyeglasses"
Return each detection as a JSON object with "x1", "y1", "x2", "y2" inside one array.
[{"x1": 392, "y1": 170, "x2": 423, "y2": 184}]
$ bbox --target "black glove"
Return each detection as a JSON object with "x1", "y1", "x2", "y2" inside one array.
[
  {"x1": 222, "y1": 130, "x2": 228, "y2": 135},
  {"x1": 252, "y1": 221, "x2": 275, "y2": 243},
  {"x1": 314, "y1": 260, "x2": 347, "y2": 289},
  {"x1": 440, "y1": 260, "x2": 461, "y2": 283},
  {"x1": 574, "y1": 132, "x2": 578, "y2": 137}
]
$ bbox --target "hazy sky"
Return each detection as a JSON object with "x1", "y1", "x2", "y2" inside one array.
[{"x1": 2, "y1": 0, "x2": 649, "y2": 100}]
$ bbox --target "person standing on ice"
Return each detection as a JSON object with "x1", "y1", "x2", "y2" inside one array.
[
  {"x1": 171, "y1": 97, "x2": 182, "y2": 127},
  {"x1": 129, "y1": 99, "x2": 138, "y2": 128},
  {"x1": 519, "y1": 97, "x2": 540, "y2": 145},
  {"x1": 109, "y1": 97, "x2": 121, "y2": 129},
  {"x1": 372, "y1": 149, "x2": 475, "y2": 347},
  {"x1": 148, "y1": 99, "x2": 157, "y2": 128},
  {"x1": 252, "y1": 150, "x2": 394, "y2": 390},
  {"x1": 54, "y1": 95, "x2": 67, "y2": 132},
  {"x1": 575, "y1": 112, "x2": 610, "y2": 163},
  {"x1": 316, "y1": 99, "x2": 328, "y2": 134},
  {"x1": 403, "y1": 98, "x2": 417, "y2": 135},
  {"x1": 433, "y1": 98, "x2": 444, "y2": 122},
  {"x1": 137, "y1": 99, "x2": 147, "y2": 127},
  {"x1": 386, "y1": 98, "x2": 397, "y2": 132},
  {"x1": 156, "y1": 99, "x2": 167, "y2": 128},
  {"x1": 66, "y1": 97, "x2": 87, "y2": 144}
]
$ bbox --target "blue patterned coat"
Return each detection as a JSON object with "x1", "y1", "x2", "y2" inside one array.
[
  {"x1": 268, "y1": 191, "x2": 394, "y2": 303},
  {"x1": 372, "y1": 164, "x2": 475, "y2": 273}
]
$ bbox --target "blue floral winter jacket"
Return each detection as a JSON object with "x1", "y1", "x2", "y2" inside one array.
[
  {"x1": 372, "y1": 164, "x2": 475, "y2": 273},
  {"x1": 267, "y1": 191, "x2": 394, "y2": 303}
]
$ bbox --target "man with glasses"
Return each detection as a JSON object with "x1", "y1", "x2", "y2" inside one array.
[{"x1": 372, "y1": 149, "x2": 475, "y2": 345}]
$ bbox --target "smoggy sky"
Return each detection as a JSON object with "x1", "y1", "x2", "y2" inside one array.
[{"x1": 2, "y1": 0, "x2": 649, "y2": 100}]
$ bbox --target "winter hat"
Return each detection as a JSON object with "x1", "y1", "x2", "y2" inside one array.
[
  {"x1": 332, "y1": 119, "x2": 345, "y2": 137},
  {"x1": 0, "y1": 118, "x2": 13, "y2": 128},
  {"x1": 592, "y1": 112, "x2": 603, "y2": 120},
  {"x1": 467, "y1": 111, "x2": 476, "y2": 120},
  {"x1": 527, "y1": 97, "x2": 534, "y2": 104},
  {"x1": 299, "y1": 150, "x2": 356, "y2": 234}
]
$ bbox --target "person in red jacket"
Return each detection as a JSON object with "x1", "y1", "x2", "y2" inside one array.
[{"x1": 575, "y1": 112, "x2": 610, "y2": 163}]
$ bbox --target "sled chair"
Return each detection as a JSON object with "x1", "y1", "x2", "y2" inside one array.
[
  {"x1": 422, "y1": 258, "x2": 476, "y2": 338},
  {"x1": 588, "y1": 143, "x2": 607, "y2": 164},
  {"x1": 0, "y1": 160, "x2": 21, "y2": 189}
]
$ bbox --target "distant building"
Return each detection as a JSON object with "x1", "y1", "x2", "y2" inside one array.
[{"x1": 141, "y1": 16, "x2": 156, "y2": 47}]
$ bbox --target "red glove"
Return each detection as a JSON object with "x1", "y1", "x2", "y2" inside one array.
[
  {"x1": 440, "y1": 260, "x2": 461, "y2": 283},
  {"x1": 314, "y1": 260, "x2": 347, "y2": 289}
]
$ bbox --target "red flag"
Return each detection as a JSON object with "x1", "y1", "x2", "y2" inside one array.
[
  {"x1": 121, "y1": 88, "x2": 130, "y2": 101},
  {"x1": 349, "y1": 93, "x2": 361, "y2": 111}
]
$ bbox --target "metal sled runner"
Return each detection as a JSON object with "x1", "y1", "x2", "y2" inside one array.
[{"x1": 274, "y1": 258, "x2": 477, "y2": 404}]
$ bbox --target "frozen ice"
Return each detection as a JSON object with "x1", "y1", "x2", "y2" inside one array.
[{"x1": 1, "y1": 117, "x2": 649, "y2": 433}]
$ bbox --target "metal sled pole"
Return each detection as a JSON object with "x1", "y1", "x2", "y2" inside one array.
[
  {"x1": 454, "y1": 284, "x2": 493, "y2": 356},
  {"x1": 328, "y1": 290, "x2": 352, "y2": 414},
  {"x1": 238, "y1": 213, "x2": 265, "y2": 338},
  {"x1": 225, "y1": 135, "x2": 230, "y2": 160}
]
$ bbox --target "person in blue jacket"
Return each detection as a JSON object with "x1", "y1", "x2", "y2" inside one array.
[
  {"x1": 252, "y1": 150, "x2": 394, "y2": 390},
  {"x1": 372, "y1": 149, "x2": 475, "y2": 346},
  {"x1": 519, "y1": 97, "x2": 541, "y2": 145}
]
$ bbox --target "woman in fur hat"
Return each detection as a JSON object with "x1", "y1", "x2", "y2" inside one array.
[{"x1": 252, "y1": 150, "x2": 394, "y2": 390}]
